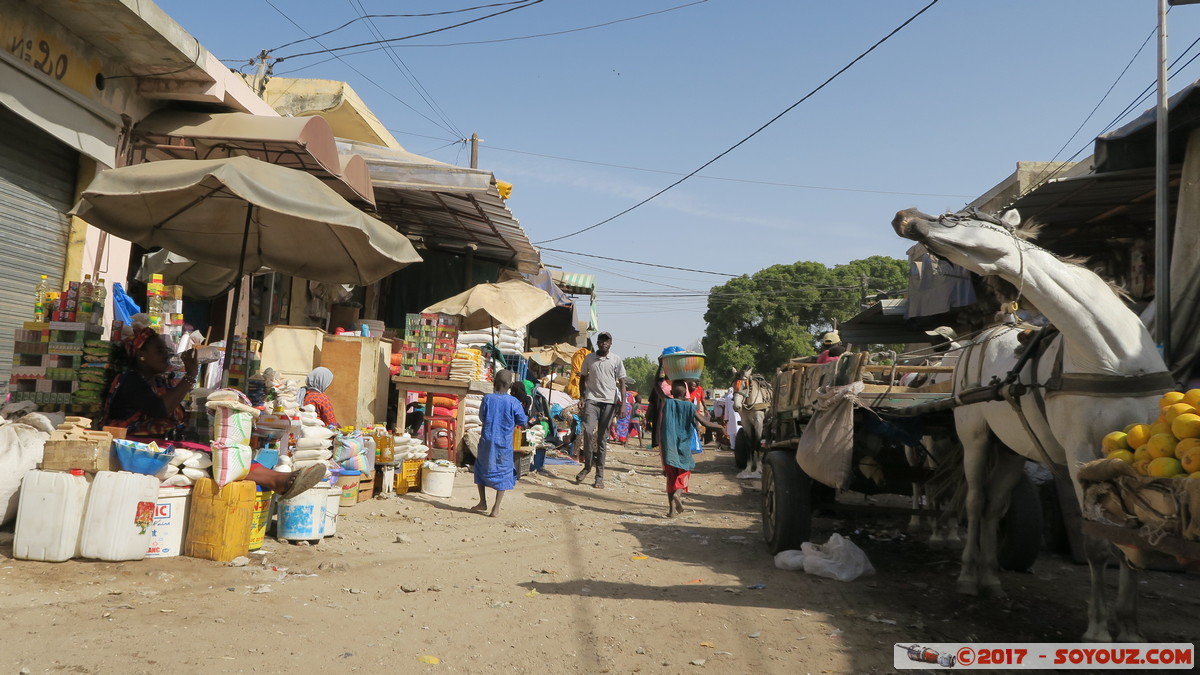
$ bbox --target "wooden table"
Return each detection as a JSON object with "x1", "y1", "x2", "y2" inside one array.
[{"x1": 391, "y1": 376, "x2": 489, "y2": 463}]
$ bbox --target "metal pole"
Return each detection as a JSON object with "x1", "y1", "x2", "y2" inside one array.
[
  {"x1": 470, "y1": 132, "x2": 479, "y2": 169},
  {"x1": 1156, "y1": 0, "x2": 1172, "y2": 363},
  {"x1": 223, "y1": 208, "x2": 253, "y2": 387}
]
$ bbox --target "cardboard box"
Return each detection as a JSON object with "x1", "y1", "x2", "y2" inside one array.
[{"x1": 41, "y1": 438, "x2": 118, "y2": 473}]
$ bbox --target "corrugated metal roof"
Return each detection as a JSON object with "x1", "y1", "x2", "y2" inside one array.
[
  {"x1": 337, "y1": 139, "x2": 541, "y2": 274},
  {"x1": 550, "y1": 270, "x2": 595, "y2": 294},
  {"x1": 1007, "y1": 166, "x2": 1178, "y2": 257}
]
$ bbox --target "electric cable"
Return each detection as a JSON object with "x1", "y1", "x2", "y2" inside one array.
[
  {"x1": 532, "y1": 0, "x2": 943, "y2": 245},
  {"x1": 269, "y1": 1, "x2": 536, "y2": 53},
  {"x1": 346, "y1": 0, "x2": 465, "y2": 139},
  {"x1": 276, "y1": 0, "x2": 547, "y2": 61},
  {"x1": 262, "y1": 0, "x2": 462, "y2": 137}
]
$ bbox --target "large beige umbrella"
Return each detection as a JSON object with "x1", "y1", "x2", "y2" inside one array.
[
  {"x1": 72, "y1": 156, "x2": 422, "y2": 372},
  {"x1": 423, "y1": 279, "x2": 555, "y2": 331}
]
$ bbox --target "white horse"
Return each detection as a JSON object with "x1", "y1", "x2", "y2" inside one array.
[
  {"x1": 892, "y1": 208, "x2": 1173, "y2": 642},
  {"x1": 732, "y1": 367, "x2": 771, "y2": 479}
]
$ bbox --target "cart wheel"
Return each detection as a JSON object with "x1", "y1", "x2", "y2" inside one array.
[
  {"x1": 734, "y1": 429, "x2": 750, "y2": 470},
  {"x1": 998, "y1": 473, "x2": 1043, "y2": 571},
  {"x1": 762, "y1": 450, "x2": 811, "y2": 553}
]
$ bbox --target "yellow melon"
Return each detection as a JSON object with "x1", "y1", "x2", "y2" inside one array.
[
  {"x1": 1133, "y1": 459, "x2": 1151, "y2": 476},
  {"x1": 1108, "y1": 449, "x2": 1135, "y2": 464},
  {"x1": 1190, "y1": 471, "x2": 1200, "y2": 480},
  {"x1": 1164, "y1": 403, "x2": 1197, "y2": 425},
  {"x1": 1102, "y1": 431, "x2": 1130, "y2": 454},
  {"x1": 1125, "y1": 424, "x2": 1152, "y2": 449},
  {"x1": 1174, "y1": 437, "x2": 1200, "y2": 461},
  {"x1": 1172, "y1": 413, "x2": 1200, "y2": 440},
  {"x1": 1184, "y1": 389, "x2": 1200, "y2": 408},
  {"x1": 1150, "y1": 420, "x2": 1173, "y2": 437},
  {"x1": 1182, "y1": 446, "x2": 1200, "y2": 475},
  {"x1": 1148, "y1": 456, "x2": 1184, "y2": 478},
  {"x1": 1147, "y1": 433, "x2": 1179, "y2": 460},
  {"x1": 1133, "y1": 445, "x2": 1152, "y2": 463},
  {"x1": 1161, "y1": 391, "x2": 1186, "y2": 408}
]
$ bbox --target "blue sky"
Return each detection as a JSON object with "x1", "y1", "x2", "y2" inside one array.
[{"x1": 161, "y1": 0, "x2": 1200, "y2": 359}]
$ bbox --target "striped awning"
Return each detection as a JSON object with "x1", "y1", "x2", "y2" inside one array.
[{"x1": 551, "y1": 270, "x2": 595, "y2": 294}]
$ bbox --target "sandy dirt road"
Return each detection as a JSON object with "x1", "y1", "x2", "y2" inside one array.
[{"x1": 1, "y1": 442, "x2": 1198, "y2": 674}]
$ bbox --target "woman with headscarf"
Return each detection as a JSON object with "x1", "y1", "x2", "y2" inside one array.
[
  {"x1": 302, "y1": 367, "x2": 339, "y2": 427},
  {"x1": 101, "y1": 327, "x2": 327, "y2": 500}
]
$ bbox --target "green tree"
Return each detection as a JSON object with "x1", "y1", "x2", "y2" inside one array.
[
  {"x1": 701, "y1": 256, "x2": 907, "y2": 387},
  {"x1": 623, "y1": 355, "x2": 658, "y2": 397}
]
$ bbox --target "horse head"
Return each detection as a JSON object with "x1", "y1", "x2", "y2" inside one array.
[{"x1": 892, "y1": 207, "x2": 1028, "y2": 279}]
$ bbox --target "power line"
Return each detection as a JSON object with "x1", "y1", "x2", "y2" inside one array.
[
  {"x1": 276, "y1": 0, "x2": 710, "y2": 59},
  {"x1": 262, "y1": 0, "x2": 462, "y2": 137},
  {"x1": 276, "y1": 0, "x2": 546, "y2": 60},
  {"x1": 269, "y1": 1, "x2": 535, "y2": 53},
  {"x1": 346, "y1": 0, "x2": 465, "y2": 139},
  {"x1": 533, "y1": 0, "x2": 943, "y2": 245},
  {"x1": 540, "y1": 247, "x2": 737, "y2": 276}
]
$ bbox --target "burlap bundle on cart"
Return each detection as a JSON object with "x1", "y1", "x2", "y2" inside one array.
[{"x1": 1078, "y1": 457, "x2": 1200, "y2": 543}]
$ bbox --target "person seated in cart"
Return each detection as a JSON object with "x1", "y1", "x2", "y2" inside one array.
[{"x1": 101, "y1": 327, "x2": 326, "y2": 500}]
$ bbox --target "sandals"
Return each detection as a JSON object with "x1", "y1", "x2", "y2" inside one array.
[{"x1": 280, "y1": 464, "x2": 329, "y2": 500}]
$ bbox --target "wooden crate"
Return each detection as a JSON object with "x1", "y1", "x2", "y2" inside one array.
[
  {"x1": 41, "y1": 438, "x2": 118, "y2": 473},
  {"x1": 356, "y1": 477, "x2": 375, "y2": 502}
]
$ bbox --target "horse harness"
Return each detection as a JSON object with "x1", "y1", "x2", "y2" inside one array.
[{"x1": 952, "y1": 325, "x2": 1175, "y2": 480}]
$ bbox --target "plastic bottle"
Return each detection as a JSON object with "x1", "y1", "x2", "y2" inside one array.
[
  {"x1": 33, "y1": 274, "x2": 49, "y2": 322},
  {"x1": 78, "y1": 274, "x2": 94, "y2": 318},
  {"x1": 91, "y1": 279, "x2": 107, "y2": 326}
]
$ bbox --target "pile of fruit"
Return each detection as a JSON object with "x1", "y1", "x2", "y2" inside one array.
[{"x1": 1101, "y1": 390, "x2": 1200, "y2": 479}]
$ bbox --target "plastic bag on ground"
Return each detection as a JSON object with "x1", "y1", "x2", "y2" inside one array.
[
  {"x1": 774, "y1": 549, "x2": 806, "y2": 571},
  {"x1": 799, "y1": 533, "x2": 875, "y2": 582}
]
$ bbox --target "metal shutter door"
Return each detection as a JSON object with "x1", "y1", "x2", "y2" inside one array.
[{"x1": 0, "y1": 105, "x2": 77, "y2": 389}]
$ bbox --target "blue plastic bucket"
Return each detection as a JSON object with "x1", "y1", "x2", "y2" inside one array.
[{"x1": 277, "y1": 483, "x2": 328, "y2": 541}]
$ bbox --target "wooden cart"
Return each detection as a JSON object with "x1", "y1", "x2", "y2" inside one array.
[{"x1": 759, "y1": 352, "x2": 1044, "y2": 570}]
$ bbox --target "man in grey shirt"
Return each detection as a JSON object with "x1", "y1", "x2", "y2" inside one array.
[{"x1": 576, "y1": 332, "x2": 626, "y2": 489}]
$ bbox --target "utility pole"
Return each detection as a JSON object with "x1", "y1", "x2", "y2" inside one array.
[
  {"x1": 469, "y1": 132, "x2": 480, "y2": 168},
  {"x1": 254, "y1": 50, "x2": 271, "y2": 97}
]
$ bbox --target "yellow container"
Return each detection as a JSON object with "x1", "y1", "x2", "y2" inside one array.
[
  {"x1": 183, "y1": 478, "x2": 256, "y2": 562},
  {"x1": 248, "y1": 488, "x2": 274, "y2": 551}
]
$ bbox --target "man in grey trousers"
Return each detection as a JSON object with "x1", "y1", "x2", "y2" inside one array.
[{"x1": 576, "y1": 332, "x2": 626, "y2": 489}]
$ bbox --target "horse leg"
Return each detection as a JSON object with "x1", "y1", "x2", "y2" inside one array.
[
  {"x1": 1082, "y1": 536, "x2": 1115, "y2": 642},
  {"x1": 956, "y1": 419, "x2": 991, "y2": 596},
  {"x1": 746, "y1": 411, "x2": 763, "y2": 476},
  {"x1": 905, "y1": 443, "x2": 927, "y2": 534},
  {"x1": 975, "y1": 450, "x2": 1025, "y2": 598},
  {"x1": 1113, "y1": 554, "x2": 1144, "y2": 642}
]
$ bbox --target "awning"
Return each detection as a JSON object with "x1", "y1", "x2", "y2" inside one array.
[
  {"x1": 840, "y1": 298, "x2": 956, "y2": 346},
  {"x1": 338, "y1": 138, "x2": 540, "y2": 275},
  {"x1": 550, "y1": 271, "x2": 595, "y2": 295},
  {"x1": 132, "y1": 110, "x2": 375, "y2": 207},
  {"x1": 1006, "y1": 166, "x2": 1176, "y2": 256}
]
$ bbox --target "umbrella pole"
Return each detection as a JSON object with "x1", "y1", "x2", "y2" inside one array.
[{"x1": 223, "y1": 208, "x2": 253, "y2": 388}]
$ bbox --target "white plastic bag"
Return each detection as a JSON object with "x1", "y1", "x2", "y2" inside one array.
[
  {"x1": 800, "y1": 533, "x2": 875, "y2": 582},
  {"x1": 774, "y1": 549, "x2": 807, "y2": 571}
]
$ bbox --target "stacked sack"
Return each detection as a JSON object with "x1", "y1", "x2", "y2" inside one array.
[
  {"x1": 462, "y1": 393, "x2": 484, "y2": 448},
  {"x1": 394, "y1": 433, "x2": 430, "y2": 461},
  {"x1": 456, "y1": 325, "x2": 526, "y2": 379},
  {"x1": 286, "y1": 403, "x2": 335, "y2": 472},
  {"x1": 524, "y1": 424, "x2": 547, "y2": 447},
  {"x1": 76, "y1": 339, "x2": 115, "y2": 407},
  {"x1": 428, "y1": 394, "x2": 459, "y2": 451},
  {"x1": 334, "y1": 428, "x2": 372, "y2": 474},
  {"x1": 450, "y1": 348, "x2": 484, "y2": 382},
  {"x1": 207, "y1": 389, "x2": 260, "y2": 487},
  {"x1": 159, "y1": 447, "x2": 213, "y2": 487}
]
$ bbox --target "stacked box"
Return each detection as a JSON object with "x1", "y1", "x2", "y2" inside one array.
[
  {"x1": 398, "y1": 313, "x2": 459, "y2": 380},
  {"x1": 9, "y1": 322, "x2": 103, "y2": 409}
]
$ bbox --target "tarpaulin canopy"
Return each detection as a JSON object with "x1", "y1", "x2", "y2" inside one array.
[{"x1": 134, "y1": 110, "x2": 376, "y2": 207}]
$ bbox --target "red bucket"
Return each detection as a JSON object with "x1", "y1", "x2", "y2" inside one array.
[{"x1": 660, "y1": 352, "x2": 706, "y2": 381}]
